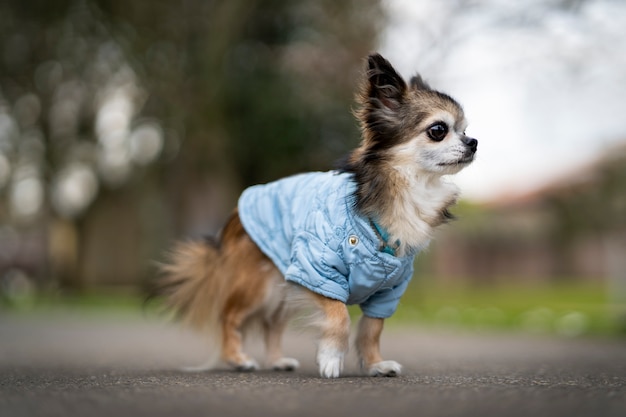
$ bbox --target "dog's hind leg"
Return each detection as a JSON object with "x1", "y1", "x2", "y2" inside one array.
[
  {"x1": 356, "y1": 315, "x2": 402, "y2": 377},
  {"x1": 220, "y1": 305, "x2": 261, "y2": 371},
  {"x1": 218, "y1": 255, "x2": 268, "y2": 371},
  {"x1": 218, "y1": 214, "x2": 274, "y2": 371},
  {"x1": 220, "y1": 268, "x2": 279, "y2": 371},
  {"x1": 262, "y1": 311, "x2": 300, "y2": 371}
]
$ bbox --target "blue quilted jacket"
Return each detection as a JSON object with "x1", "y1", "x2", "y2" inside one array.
[{"x1": 238, "y1": 171, "x2": 419, "y2": 318}]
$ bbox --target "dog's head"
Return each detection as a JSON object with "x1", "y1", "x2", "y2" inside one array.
[{"x1": 354, "y1": 53, "x2": 477, "y2": 176}]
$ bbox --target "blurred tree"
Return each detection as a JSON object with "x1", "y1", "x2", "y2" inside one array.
[
  {"x1": 0, "y1": 0, "x2": 385, "y2": 291},
  {"x1": 546, "y1": 148, "x2": 626, "y2": 280},
  {"x1": 1, "y1": 0, "x2": 156, "y2": 288}
]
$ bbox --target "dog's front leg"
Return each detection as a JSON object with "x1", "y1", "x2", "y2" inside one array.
[
  {"x1": 356, "y1": 315, "x2": 402, "y2": 377},
  {"x1": 311, "y1": 293, "x2": 350, "y2": 378}
]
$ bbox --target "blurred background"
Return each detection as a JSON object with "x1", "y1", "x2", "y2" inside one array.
[{"x1": 1, "y1": 0, "x2": 625, "y2": 337}]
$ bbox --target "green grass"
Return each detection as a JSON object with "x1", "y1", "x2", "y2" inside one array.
[
  {"x1": 3, "y1": 281, "x2": 625, "y2": 337},
  {"x1": 0, "y1": 290, "x2": 154, "y2": 318},
  {"x1": 386, "y1": 280, "x2": 626, "y2": 336}
]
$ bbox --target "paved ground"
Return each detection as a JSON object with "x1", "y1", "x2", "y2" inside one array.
[{"x1": 0, "y1": 311, "x2": 624, "y2": 417}]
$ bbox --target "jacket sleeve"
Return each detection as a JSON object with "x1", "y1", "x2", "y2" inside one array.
[
  {"x1": 359, "y1": 267, "x2": 413, "y2": 319},
  {"x1": 284, "y1": 231, "x2": 350, "y2": 303}
]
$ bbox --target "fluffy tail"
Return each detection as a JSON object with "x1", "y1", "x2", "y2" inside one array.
[
  {"x1": 154, "y1": 238, "x2": 225, "y2": 332},
  {"x1": 150, "y1": 237, "x2": 227, "y2": 370},
  {"x1": 151, "y1": 211, "x2": 269, "y2": 371}
]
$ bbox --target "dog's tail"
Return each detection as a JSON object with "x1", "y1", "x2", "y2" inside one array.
[
  {"x1": 154, "y1": 238, "x2": 225, "y2": 331},
  {"x1": 149, "y1": 236, "x2": 227, "y2": 370}
]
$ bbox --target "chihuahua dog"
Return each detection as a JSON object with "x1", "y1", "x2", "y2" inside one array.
[{"x1": 154, "y1": 53, "x2": 477, "y2": 378}]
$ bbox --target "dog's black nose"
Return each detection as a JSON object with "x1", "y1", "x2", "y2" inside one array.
[{"x1": 462, "y1": 136, "x2": 478, "y2": 153}]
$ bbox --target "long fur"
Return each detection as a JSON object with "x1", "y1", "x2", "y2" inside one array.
[
  {"x1": 152, "y1": 212, "x2": 294, "y2": 370},
  {"x1": 156, "y1": 238, "x2": 223, "y2": 331},
  {"x1": 341, "y1": 54, "x2": 466, "y2": 255},
  {"x1": 153, "y1": 53, "x2": 476, "y2": 378}
]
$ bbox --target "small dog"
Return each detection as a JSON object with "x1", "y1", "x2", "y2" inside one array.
[{"x1": 154, "y1": 53, "x2": 477, "y2": 378}]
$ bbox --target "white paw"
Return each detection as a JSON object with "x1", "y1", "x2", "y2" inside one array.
[
  {"x1": 317, "y1": 347, "x2": 344, "y2": 378},
  {"x1": 368, "y1": 360, "x2": 402, "y2": 377},
  {"x1": 271, "y1": 357, "x2": 300, "y2": 371},
  {"x1": 232, "y1": 358, "x2": 259, "y2": 372}
]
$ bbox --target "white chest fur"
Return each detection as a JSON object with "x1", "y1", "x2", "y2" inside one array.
[{"x1": 381, "y1": 170, "x2": 459, "y2": 257}]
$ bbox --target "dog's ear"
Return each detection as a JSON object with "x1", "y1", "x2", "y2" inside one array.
[
  {"x1": 366, "y1": 53, "x2": 407, "y2": 110},
  {"x1": 409, "y1": 74, "x2": 431, "y2": 91}
]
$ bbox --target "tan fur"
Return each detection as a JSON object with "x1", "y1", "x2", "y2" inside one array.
[
  {"x1": 156, "y1": 53, "x2": 475, "y2": 378},
  {"x1": 156, "y1": 211, "x2": 296, "y2": 370},
  {"x1": 345, "y1": 55, "x2": 472, "y2": 255},
  {"x1": 157, "y1": 211, "x2": 403, "y2": 377},
  {"x1": 309, "y1": 293, "x2": 351, "y2": 349},
  {"x1": 355, "y1": 316, "x2": 384, "y2": 368},
  {"x1": 158, "y1": 239, "x2": 223, "y2": 331}
]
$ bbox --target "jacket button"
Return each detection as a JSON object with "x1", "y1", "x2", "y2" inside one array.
[{"x1": 348, "y1": 235, "x2": 359, "y2": 246}]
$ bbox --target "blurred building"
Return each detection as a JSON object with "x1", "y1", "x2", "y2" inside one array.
[{"x1": 429, "y1": 143, "x2": 626, "y2": 288}]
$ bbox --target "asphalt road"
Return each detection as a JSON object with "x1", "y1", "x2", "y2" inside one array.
[{"x1": 1, "y1": 311, "x2": 624, "y2": 417}]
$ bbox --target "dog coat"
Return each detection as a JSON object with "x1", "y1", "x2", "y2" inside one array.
[{"x1": 238, "y1": 171, "x2": 419, "y2": 318}]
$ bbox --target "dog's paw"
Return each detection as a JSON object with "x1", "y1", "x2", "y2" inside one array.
[
  {"x1": 368, "y1": 360, "x2": 402, "y2": 377},
  {"x1": 271, "y1": 357, "x2": 300, "y2": 372},
  {"x1": 231, "y1": 358, "x2": 260, "y2": 372},
  {"x1": 317, "y1": 347, "x2": 344, "y2": 378}
]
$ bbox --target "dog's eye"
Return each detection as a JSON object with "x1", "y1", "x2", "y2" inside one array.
[{"x1": 427, "y1": 123, "x2": 448, "y2": 142}]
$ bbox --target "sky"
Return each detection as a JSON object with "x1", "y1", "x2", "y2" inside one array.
[{"x1": 379, "y1": 0, "x2": 626, "y2": 202}]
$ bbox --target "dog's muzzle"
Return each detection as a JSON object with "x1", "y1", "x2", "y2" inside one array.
[{"x1": 461, "y1": 136, "x2": 478, "y2": 153}]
